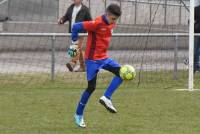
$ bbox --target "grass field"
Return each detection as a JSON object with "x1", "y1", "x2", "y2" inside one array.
[{"x1": 0, "y1": 72, "x2": 200, "y2": 134}]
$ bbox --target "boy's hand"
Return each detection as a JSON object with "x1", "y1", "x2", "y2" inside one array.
[{"x1": 67, "y1": 41, "x2": 79, "y2": 58}]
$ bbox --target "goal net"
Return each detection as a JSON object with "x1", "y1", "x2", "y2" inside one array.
[{"x1": 0, "y1": 0, "x2": 197, "y2": 90}]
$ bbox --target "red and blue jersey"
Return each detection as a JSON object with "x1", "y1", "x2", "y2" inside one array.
[{"x1": 71, "y1": 15, "x2": 115, "y2": 60}]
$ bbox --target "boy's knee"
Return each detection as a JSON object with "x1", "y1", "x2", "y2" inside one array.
[
  {"x1": 114, "y1": 67, "x2": 120, "y2": 77},
  {"x1": 86, "y1": 84, "x2": 96, "y2": 94},
  {"x1": 86, "y1": 78, "x2": 96, "y2": 94}
]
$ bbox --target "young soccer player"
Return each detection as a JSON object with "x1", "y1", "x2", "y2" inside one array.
[{"x1": 67, "y1": 4, "x2": 122, "y2": 128}]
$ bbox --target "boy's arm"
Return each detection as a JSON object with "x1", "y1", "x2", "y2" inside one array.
[
  {"x1": 68, "y1": 21, "x2": 99, "y2": 57},
  {"x1": 68, "y1": 22, "x2": 85, "y2": 58},
  {"x1": 71, "y1": 22, "x2": 84, "y2": 42},
  {"x1": 71, "y1": 21, "x2": 99, "y2": 42}
]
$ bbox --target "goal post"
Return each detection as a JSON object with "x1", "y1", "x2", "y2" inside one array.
[{"x1": 188, "y1": 0, "x2": 194, "y2": 91}]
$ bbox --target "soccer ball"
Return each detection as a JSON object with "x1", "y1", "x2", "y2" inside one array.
[{"x1": 119, "y1": 65, "x2": 136, "y2": 80}]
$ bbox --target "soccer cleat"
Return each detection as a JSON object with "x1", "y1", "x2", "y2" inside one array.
[
  {"x1": 99, "y1": 96, "x2": 117, "y2": 113},
  {"x1": 66, "y1": 62, "x2": 76, "y2": 72},
  {"x1": 74, "y1": 114, "x2": 86, "y2": 128}
]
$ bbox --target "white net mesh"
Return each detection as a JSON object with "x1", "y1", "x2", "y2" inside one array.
[{"x1": 0, "y1": 0, "x2": 196, "y2": 89}]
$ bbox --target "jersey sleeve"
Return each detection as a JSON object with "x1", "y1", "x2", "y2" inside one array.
[
  {"x1": 71, "y1": 20, "x2": 100, "y2": 42},
  {"x1": 71, "y1": 22, "x2": 84, "y2": 42}
]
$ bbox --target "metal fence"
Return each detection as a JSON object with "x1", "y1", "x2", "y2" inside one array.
[
  {"x1": 1, "y1": 0, "x2": 189, "y2": 25},
  {"x1": 0, "y1": 32, "x2": 189, "y2": 81},
  {"x1": 103, "y1": 0, "x2": 189, "y2": 25}
]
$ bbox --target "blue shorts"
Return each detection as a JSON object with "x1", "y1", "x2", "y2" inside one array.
[{"x1": 85, "y1": 58, "x2": 121, "y2": 81}]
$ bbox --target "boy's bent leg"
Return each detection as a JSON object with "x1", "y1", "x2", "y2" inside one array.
[
  {"x1": 99, "y1": 75, "x2": 122, "y2": 113},
  {"x1": 99, "y1": 59, "x2": 123, "y2": 113},
  {"x1": 103, "y1": 60, "x2": 123, "y2": 99},
  {"x1": 104, "y1": 75, "x2": 123, "y2": 99}
]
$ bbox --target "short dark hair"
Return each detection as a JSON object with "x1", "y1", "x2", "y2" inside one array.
[{"x1": 106, "y1": 4, "x2": 122, "y2": 17}]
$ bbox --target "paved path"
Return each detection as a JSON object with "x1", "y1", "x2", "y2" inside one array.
[{"x1": 0, "y1": 50, "x2": 188, "y2": 73}]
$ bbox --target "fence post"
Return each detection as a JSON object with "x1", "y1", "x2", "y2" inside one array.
[
  {"x1": 7, "y1": 0, "x2": 11, "y2": 19},
  {"x1": 173, "y1": 35, "x2": 178, "y2": 80},
  {"x1": 3, "y1": 0, "x2": 11, "y2": 31},
  {"x1": 164, "y1": 0, "x2": 167, "y2": 25},
  {"x1": 57, "y1": 0, "x2": 59, "y2": 19},
  {"x1": 179, "y1": 0, "x2": 182, "y2": 25},
  {"x1": 135, "y1": 0, "x2": 137, "y2": 24},
  {"x1": 51, "y1": 35, "x2": 56, "y2": 81},
  {"x1": 149, "y1": 0, "x2": 152, "y2": 24}
]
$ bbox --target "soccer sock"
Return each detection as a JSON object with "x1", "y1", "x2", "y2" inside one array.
[
  {"x1": 104, "y1": 76, "x2": 123, "y2": 99},
  {"x1": 76, "y1": 90, "x2": 91, "y2": 115}
]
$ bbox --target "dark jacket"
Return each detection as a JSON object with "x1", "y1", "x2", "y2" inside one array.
[
  {"x1": 62, "y1": 3, "x2": 92, "y2": 33},
  {"x1": 195, "y1": 5, "x2": 200, "y2": 33}
]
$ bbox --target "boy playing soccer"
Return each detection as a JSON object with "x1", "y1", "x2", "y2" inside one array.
[{"x1": 68, "y1": 4, "x2": 122, "y2": 128}]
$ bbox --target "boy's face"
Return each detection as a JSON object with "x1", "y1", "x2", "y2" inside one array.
[
  {"x1": 73, "y1": 0, "x2": 82, "y2": 5},
  {"x1": 107, "y1": 13, "x2": 119, "y2": 24}
]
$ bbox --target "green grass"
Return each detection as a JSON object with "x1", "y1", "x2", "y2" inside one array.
[{"x1": 0, "y1": 72, "x2": 200, "y2": 134}]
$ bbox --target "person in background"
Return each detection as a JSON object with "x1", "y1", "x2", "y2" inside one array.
[
  {"x1": 194, "y1": 0, "x2": 200, "y2": 73},
  {"x1": 58, "y1": 0, "x2": 92, "y2": 72}
]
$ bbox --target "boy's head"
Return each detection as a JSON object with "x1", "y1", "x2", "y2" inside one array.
[
  {"x1": 106, "y1": 4, "x2": 122, "y2": 24},
  {"x1": 73, "y1": 0, "x2": 82, "y2": 5}
]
